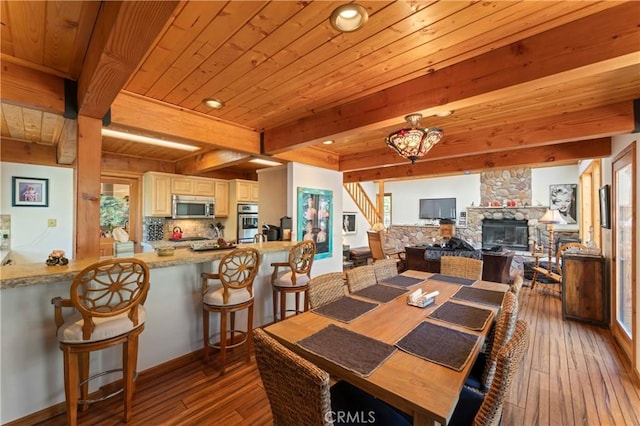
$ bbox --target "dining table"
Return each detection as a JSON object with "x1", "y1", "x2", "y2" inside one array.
[{"x1": 263, "y1": 270, "x2": 510, "y2": 426}]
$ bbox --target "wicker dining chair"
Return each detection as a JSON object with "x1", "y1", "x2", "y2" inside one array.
[
  {"x1": 450, "y1": 320, "x2": 530, "y2": 426},
  {"x1": 51, "y1": 258, "x2": 150, "y2": 426},
  {"x1": 465, "y1": 291, "x2": 519, "y2": 393},
  {"x1": 201, "y1": 247, "x2": 260, "y2": 374},
  {"x1": 253, "y1": 328, "x2": 411, "y2": 426},
  {"x1": 510, "y1": 274, "x2": 524, "y2": 298},
  {"x1": 345, "y1": 264, "x2": 377, "y2": 294},
  {"x1": 441, "y1": 255, "x2": 484, "y2": 280},
  {"x1": 271, "y1": 240, "x2": 316, "y2": 321},
  {"x1": 307, "y1": 272, "x2": 346, "y2": 309},
  {"x1": 373, "y1": 258, "x2": 399, "y2": 282}
]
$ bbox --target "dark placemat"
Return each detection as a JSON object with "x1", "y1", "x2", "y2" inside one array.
[
  {"x1": 452, "y1": 286, "x2": 506, "y2": 307},
  {"x1": 297, "y1": 324, "x2": 396, "y2": 377},
  {"x1": 353, "y1": 284, "x2": 408, "y2": 303},
  {"x1": 428, "y1": 301, "x2": 493, "y2": 331},
  {"x1": 380, "y1": 275, "x2": 424, "y2": 288},
  {"x1": 428, "y1": 274, "x2": 476, "y2": 286},
  {"x1": 395, "y1": 321, "x2": 479, "y2": 371},
  {"x1": 312, "y1": 297, "x2": 378, "y2": 323}
]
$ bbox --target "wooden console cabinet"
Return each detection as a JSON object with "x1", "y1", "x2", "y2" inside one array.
[{"x1": 562, "y1": 254, "x2": 608, "y2": 327}]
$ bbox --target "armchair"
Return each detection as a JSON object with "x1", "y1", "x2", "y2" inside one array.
[{"x1": 367, "y1": 230, "x2": 406, "y2": 272}]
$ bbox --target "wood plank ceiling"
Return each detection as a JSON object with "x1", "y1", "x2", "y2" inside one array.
[{"x1": 1, "y1": 1, "x2": 639, "y2": 182}]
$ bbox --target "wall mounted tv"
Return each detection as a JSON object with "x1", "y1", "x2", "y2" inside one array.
[{"x1": 419, "y1": 198, "x2": 457, "y2": 219}]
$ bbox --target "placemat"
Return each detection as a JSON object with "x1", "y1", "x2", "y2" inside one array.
[
  {"x1": 297, "y1": 324, "x2": 396, "y2": 377},
  {"x1": 428, "y1": 301, "x2": 493, "y2": 331},
  {"x1": 380, "y1": 275, "x2": 424, "y2": 288},
  {"x1": 353, "y1": 284, "x2": 408, "y2": 303},
  {"x1": 428, "y1": 274, "x2": 476, "y2": 286},
  {"x1": 395, "y1": 321, "x2": 479, "y2": 371},
  {"x1": 312, "y1": 297, "x2": 378, "y2": 323},
  {"x1": 451, "y1": 286, "x2": 506, "y2": 307}
]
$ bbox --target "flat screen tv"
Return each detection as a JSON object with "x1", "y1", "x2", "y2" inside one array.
[{"x1": 419, "y1": 198, "x2": 456, "y2": 220}]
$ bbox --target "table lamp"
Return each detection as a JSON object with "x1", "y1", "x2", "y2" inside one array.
[{"x1": 538, "y1": 208, "x2": 566, "y2": 265}]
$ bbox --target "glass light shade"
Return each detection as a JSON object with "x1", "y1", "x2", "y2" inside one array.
[
  {"x1": 539, "y1": 208, "x2": 566, "y2": 224},
  {"x1": 385, "y1": 114, "x2": 443, "y2": 163},
  {"x1": 329, "y1": 4, "x2": 368, "y2": 32}
]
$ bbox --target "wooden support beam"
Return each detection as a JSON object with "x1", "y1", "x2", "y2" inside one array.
[
  {"x1": 101, "y1": 152, "x2": 175, "y2": 175},
  {"x1": 77, "y1": 1, "x2": 180, "y2": 118},
  {"x1": 274, "y1": 146, "x2": 340, "y2": 171},
  {"x1": 263, "y1": 3, "x2": 640, "y2": 153},
  {"x1": 344, "y1": 138, "x2": 612, "y2": 182},
  {"x1": 176, "y1": 150, "x2": 250, "y2": 175},
  {"x1": 340, "y1": 102, "x2": 634, "y2": 171},
  {"x1": 75, "y1": 116, "x2": 103, "y2": 260},
  {"x1": 0, "y1": 61, "x2": 64, "y2": 113},
  {"x1": 110, "y1": 92, "x2": 261, "y2": 154},
  {"x1": 0, "y1": 138, "x2": 64, "y2": 167},
  {"x1": 57, "y1": 119, "x2": 77, "y2": 165}
]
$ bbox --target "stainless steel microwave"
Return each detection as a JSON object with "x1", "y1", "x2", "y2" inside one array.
[{"x1": 171, "y1": 195, "x2": 215, "y2": 219}]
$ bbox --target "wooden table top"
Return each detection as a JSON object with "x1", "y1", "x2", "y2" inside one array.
[{"x1": 263, "y1": 270, "x2": 509, "y2": 426}]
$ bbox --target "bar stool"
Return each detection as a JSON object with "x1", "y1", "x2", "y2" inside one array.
[
  {"x1": 201, "y1": 247, "x2": 260, "y2": 374},
  {"x1": 51, "y1": 258, "x2": 150, "y2": 426},
  {"x1": 270, "y1": 240, "x2": 315, "y2": 321}
]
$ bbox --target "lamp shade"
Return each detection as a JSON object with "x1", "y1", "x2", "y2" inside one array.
[
  {"x1": 385, "y1": 113, "x2": 443, "y2": 163},
  {"x1": 539, "y1": 209, "x2": 566, "y2": 224}
]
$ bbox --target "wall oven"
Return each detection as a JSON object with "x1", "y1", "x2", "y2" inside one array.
[
  {"x1": 172, "y1": 195, "x2": 215, "y2": 219},
  {"x1": 237, "y1": 204, "x2": 259, "y2": 243}
]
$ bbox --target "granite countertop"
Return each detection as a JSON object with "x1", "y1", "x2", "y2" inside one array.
[{"x1": 0, "y1": 241, "x2": 296, "y2": 289}]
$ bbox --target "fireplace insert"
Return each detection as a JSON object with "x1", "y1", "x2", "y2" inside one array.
[{"x1": 482, "y1": 219, "x2": 528, "y2": 251}]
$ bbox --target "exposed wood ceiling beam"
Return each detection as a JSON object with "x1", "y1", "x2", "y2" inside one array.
[
  {"x1": 263, "y1": 3, "x2": 640, "y2": 153},
  {"x1": 274, "y1": 146, "x2": 340, "y2": 171},
  {"x1": 101, "y1": 152, "x2": 175, "y2": 175},
  {"x1": 56, "y1": 119, "x2": 77, "y2": 165},
  {"x1": 77, "y1": 1, "x2": 180, "y2": 118},
  {"x1": 176, "y1": 150, "x2": 251, "y2": 175},
  {"x1": 344, "y1": 138, "x2": 611, "y2": 182},
  {"x1": 0, "y1": 61, "x2": 64, "y2": 113},
  {"x1": 340, "y1": 102, "x2": 635, "y2": 171},
  {"x1": 0, "y1": 137, "x2": 66, "y2": 167},
  {"x1": 110, "y1": 92, "x2": 261, "y2": 154}
]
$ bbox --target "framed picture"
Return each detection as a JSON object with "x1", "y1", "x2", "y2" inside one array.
[
  {"x1": 549, "y1": 183, "x2": 577, "y2": 225},
  {"x1": 297, "y1": 187, "x2": 332, "y2": 259},
  {"x1": 599, "y1": 184, "x2": 610, "y2": 229},
  {"x1": 11, "y1": 177, "x2": 49, "y2": 207},
  {"x1": 342, "y1": 212, "x2": 357, "y2": 234}
]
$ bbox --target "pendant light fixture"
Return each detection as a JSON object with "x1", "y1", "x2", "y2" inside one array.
[{"x1": 385, "y1": 113, "x2": 443, "y2": 163}]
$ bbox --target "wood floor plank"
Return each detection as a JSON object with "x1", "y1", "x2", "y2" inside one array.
[{"x1": 30, "y1": 286, "x2": 640, "y2": 426}]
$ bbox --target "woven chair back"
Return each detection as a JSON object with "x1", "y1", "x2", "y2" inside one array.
[
  {"x1": 367, "y1": 231, "x2": 386, "y2": 261},
  {"x1": 441, "y1": 256, "x2": 483, "y2": 280},
  {"x1": 308, "y1": 272, "x2": 346, "y2": 309},
  {"x1": 475, "y1": 320, "x2": 529, "y2": 426},
  {"x1": 510, "y1": 274, "x2": 524, "y2": 298},
  {"x1": 69, "y1": 258, "x2": 150, "y2": 341},
  {"x1": 217, "y1": 247, "x2": 260, "y2": 293},
  {"x1": 254, "y1": 328, "x2": 332, "y2": 426},
  {"x1": 373, "y1": 258, "x2": 398, "y2": 282},
  {"x1": 481, "y1": 291, "x2": 519, "y2": 390},
  {"x1": 345, "y1": 264, "x2": 377, "y2": 293}
]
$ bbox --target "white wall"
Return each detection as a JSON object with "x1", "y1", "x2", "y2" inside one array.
[
  {"x1": 257, "y1": 165, "x2": 288, "y2": 228},
  {"x1": 531, "y1": 164, "x2": 579, "y2": 207},
  {"x1": 0, "y1": 162, "x2": 74, "y2": 263},
  {"x1": 289, "y1": 163, "x2": 342, "y2": 274}
]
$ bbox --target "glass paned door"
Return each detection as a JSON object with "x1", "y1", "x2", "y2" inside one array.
[{"x1": 611, "y1": 142, "x2": 636, "y2": 364}]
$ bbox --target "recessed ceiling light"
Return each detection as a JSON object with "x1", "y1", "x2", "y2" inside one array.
[
  {"x1": 435, "y1": 110, "x2": 453, "y2": 117},
  {"x1": 101, "y1": 128, "x2": 200, "y2": 152},
  {"x1": 322, "y1": 140, "x2": 334, "y2": 145},
  {"x1": 202, "y1": 98, "x2": 225, "y2": 109},
  {"x1": 249, "y1": 158, "x2": 282, "y2": 167},
  {"x1": 329, "y1": 4, "x2": 368, "y2": 32}
]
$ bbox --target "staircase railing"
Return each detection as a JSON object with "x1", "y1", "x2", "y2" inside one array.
[{"x1": 343, "y1": 182, "x2": 381, "y2": 227}]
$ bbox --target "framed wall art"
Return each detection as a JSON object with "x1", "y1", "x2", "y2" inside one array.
[
  {"x1": 549, "y1": 183, "x2": 577, "y2": 225},
  {"x1": 342, "y1": 212, "x2": 357, "y2": 234},
  {"x1": 297, "y1": 187, "x2": 332, "y2": 259},
  {"x1": 599, "y1": 184, "x2": 610, "y2": 229},
  {"x1": 11, "y1": 177, "x2": 49, "y2": 207}
]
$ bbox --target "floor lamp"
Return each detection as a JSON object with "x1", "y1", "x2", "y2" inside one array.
[{"x1": 538, "y1": 209, "x2": 566, "y2": 267}]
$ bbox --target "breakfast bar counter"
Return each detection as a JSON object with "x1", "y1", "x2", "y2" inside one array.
[{"x1": 0, "y1": 241, "x2": 296, "y2": 424}]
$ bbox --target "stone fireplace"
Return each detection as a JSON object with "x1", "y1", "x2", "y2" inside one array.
[{"x1": 482, "y1": 219, "x2": 528, "y2": 251}]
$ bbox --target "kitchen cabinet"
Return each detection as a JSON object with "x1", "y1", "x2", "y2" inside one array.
[
  {"x1": 213, "y1": 179, "x2": 229, "y2": 217},
  {"x1": 562, "y1": 253, "x2": 608, "y2": 327},
  {"x1": 143, "y1": 172, "x2": 172, "y2": 217},
  {"x1": 236, "y1": 180, "x2": 258, "y2": 202},
  {"x1": 172, "y1": 176, "x2": 215, "y2": 197}
]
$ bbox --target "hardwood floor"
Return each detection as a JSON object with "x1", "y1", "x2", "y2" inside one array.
[{"x1": 34, "y1": 287, "x2": 640, "y2": 426}]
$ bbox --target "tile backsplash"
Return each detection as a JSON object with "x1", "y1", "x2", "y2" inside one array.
[{"x1": 143, "y1": 217, "x2": 227, "y2": 241}]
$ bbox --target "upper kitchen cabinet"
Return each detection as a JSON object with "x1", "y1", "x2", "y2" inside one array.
[
  {"x1": 172, "y1": 176, "x2": 215, "y2": 197},
  {"x1": 213, "y1": 180, "x2": 229, "y2": 217},
  {"x1": 234, "y1": 180, "x2": 259, "y2": 203},
  {"x1": 143, "y1": 172, "x2": 172, "y2": 217}
]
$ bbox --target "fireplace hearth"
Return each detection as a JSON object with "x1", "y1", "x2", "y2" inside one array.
[{"x1": 482, "y1": 219, "x2": 528, "y2": 251}]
